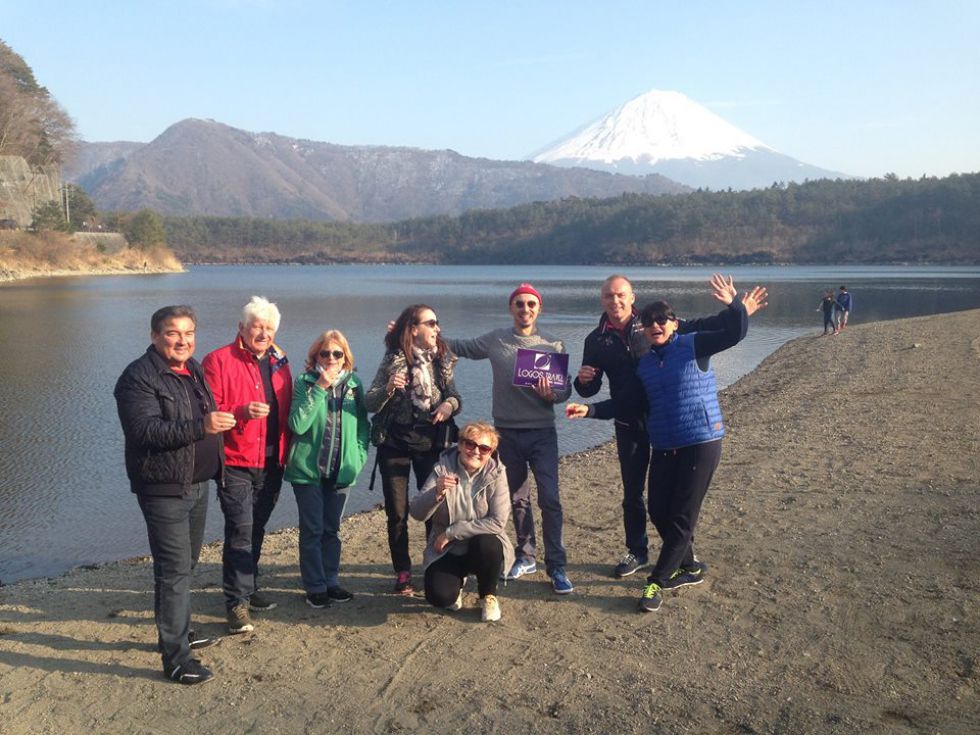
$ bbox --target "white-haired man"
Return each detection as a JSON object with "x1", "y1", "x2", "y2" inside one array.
[{"x1": 203, "y1": 296, "x2": 292, "y2": 634}]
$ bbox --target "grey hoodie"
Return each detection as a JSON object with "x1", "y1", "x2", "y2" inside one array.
[{"x1": 409, "y1": 448, "x2": 515, "y2": 574}]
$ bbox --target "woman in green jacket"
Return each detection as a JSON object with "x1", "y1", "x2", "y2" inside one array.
[{"x1": 284, "y1": 330, "x2": 369, "y2": 609}]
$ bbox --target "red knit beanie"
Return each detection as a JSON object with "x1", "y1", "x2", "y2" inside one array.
[{"x1": 509, "y1": 283, "x2": 542, "y2": 305}]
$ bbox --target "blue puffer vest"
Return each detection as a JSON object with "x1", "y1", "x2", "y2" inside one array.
[{"x1": 637, "y1": 332, "x2": 725, "y2": 450}]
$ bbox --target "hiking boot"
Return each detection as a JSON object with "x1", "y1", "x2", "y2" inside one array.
[
  {"x1": 550, "y1": 567, "x2": 574, "y2": 595},
  {"x1": 613, "y1": 552, "x2": 648, "y2": 578},
  {"x1": 639, "y1": 582, "x2": 663, "y2": 612},
  {"x1": 504, "y1": 558, "x2": 537, "y2": 580},
  {"x1": 327, "y1": 586, "x2": 354, "y2": 603},
  {"x1": 394, "y1": 571, "x2": 414, "y2": 594},
  {"x1": 227, "y1": 601, "x2": 254, "y2": 634},
  {"x1": 662, "y1": 560, "x2": 708, "y2": 590},
  {"x1": 306, "y1": 591, "x2": 331, "y2": 609},
  {"x1": 481, "y1": 595, "x2": 501, "y2": 622},
  {"x1": 249, "y1": 591, "x2": 277, "y2": 611},
  {"x1": 447, "y1": 589, "x2": 464, "y2": 611},
  {"x1": 165, "y1": 658, "x2": 214, "y2": 685}
]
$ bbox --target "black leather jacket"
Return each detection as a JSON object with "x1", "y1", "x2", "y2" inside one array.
[{"x1": 114, "y1": 346, "x2": 223, "y2": 496}]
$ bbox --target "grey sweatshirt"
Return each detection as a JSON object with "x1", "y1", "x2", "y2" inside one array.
[{"x1": 445, "y1": 327, "x2": 571, "y2": 430}]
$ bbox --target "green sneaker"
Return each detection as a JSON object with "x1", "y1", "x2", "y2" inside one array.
[{"x1": 639, "y1": 582, "x2": 663, "y2": 612}]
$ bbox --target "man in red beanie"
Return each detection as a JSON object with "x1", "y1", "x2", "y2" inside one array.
[{"x1": 443, "y1": 283, "x2": 574, "y2": 594}]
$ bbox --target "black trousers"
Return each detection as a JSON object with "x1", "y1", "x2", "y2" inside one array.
[
  {"x1": 377, "y1": 443, "x2": 440, "y2": 573},
  {"x1": 615, "y1": 422, "x2": 652, "y2": 559},
  {"x1": 424, "y1": 534, "x2": 504, "y2": 607},
  {"x1": 646, "y1": 440, "x2": 722, "y2": 586}
]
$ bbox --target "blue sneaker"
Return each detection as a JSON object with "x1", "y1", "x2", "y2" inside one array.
[
  {"x1": 639, "y1": 582, "x2": 663, "y2": 612},
  {"x1": 662, "y1": 560, "x2": 707, "y2": 590},
  {"x1": 550, "y1": 567, "x2": 574, "y2": 594},
  {"x1": 504, "y1": 558, "x2": 537, "y2": 580}
]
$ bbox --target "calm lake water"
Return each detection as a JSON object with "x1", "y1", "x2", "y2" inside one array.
[{"x1": 2, "y1": 264, "x2": 979, "y2": 583}]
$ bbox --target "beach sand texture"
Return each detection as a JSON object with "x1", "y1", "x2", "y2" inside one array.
[{"x1": 1, "y1": 310, "x2": 978, "y2": 734}]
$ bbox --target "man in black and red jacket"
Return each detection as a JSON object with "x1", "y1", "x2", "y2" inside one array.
[{"x1": 115, "y1": 305, "x2": 235, "y2": 685}]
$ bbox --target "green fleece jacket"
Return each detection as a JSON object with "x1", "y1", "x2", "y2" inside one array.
[{"x1": 284, "y1": 371, "x2": 369, "y2": 488}]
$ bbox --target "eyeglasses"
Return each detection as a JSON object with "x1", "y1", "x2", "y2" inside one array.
[
  {"x1": 460, "y1": 437, "x2": 494, "y2": 456},
  {"x1": 643, "y1": 314, "x2": 675, "y2": 327},
  {"x1": 416, "y1": 319, "x2": 439, "y2": 328},
  {"x1": 318, "y1": 349, "x2": 345, "y2": 360}
]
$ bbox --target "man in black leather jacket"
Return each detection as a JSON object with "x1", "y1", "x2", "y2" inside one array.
[{"x1": 114, "y1": 305, "x2": 235, "y2": 685}]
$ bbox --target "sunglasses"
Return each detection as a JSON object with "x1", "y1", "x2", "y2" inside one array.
[
  {"x1": 460, "y1": 437, "x2": 494, "y2": 456},
  {"x1": 318, "y1": 349, "x2": 345, "y2": 360},
  {"x1": 643, "y1": 314, "x2": 675, "y2": 327},
  {"x1": 416, "y1": 319, "x2": 439, "y2": 328},
  {"x1": 513, "y1": 300, "x2": 538, "y2": 308}
]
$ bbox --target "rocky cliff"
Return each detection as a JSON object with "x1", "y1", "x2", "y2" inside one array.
[{"x1": 0, "y1": 155, "x2": 62, "y2": 227}]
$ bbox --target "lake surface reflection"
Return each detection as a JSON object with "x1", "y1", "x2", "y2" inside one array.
[{"x1": 2, "y1": 264, "x2": 979, "y2": 582}]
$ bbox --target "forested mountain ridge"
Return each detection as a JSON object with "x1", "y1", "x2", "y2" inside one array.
[
  {"x1": 71, "y1": 119, "x2": 688, "y2": 223},
  {"x1": 163, "y1": 172, "x2": 980, "y2": 265}
]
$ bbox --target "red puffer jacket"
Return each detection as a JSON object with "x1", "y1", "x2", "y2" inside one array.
[{"x1": 203, "y1": 338, "x2": 292, "y2": 467}]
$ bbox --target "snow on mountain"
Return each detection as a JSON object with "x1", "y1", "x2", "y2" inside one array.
[{"x1": 531, "y1": 89, "x2": 849, "y2": 190}]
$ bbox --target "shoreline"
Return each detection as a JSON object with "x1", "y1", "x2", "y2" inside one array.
[
  {"x1": 0, "y1": 263, "x2": 184, "y2": 284},
  {"x1": 1, "y1": 310, "x2": 978, "y2": 734}
]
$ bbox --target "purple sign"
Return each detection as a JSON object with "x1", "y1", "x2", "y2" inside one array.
[{"x1": 512, "y1": 348, "x2": 569, "y2": 389}]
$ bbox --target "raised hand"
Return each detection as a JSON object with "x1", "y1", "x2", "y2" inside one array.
[
  {"x1": 741, "y1": 286, "x2": 769, "y2": 316},
  {"x1": 709, "y1": 273, "x2": 737, "y2": 305}
]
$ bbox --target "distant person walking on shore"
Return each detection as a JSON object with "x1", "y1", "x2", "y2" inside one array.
[
  {"x1": 114, "y1": 305, "x2": 233, "y2": 685},
  {"x1": 836, "y1": 286, "x2": 852, "y2": 330},
  {"x1": 817, "y1": 290, "x2": 839, "y2": 335},
  {"x1": 203, "y1": 296, "x2": 292, "y2": 634}
]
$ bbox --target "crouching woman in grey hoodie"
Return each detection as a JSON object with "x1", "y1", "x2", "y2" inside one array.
[{"x1": 409, "y1": 421, "x2": 514, "y2": 622}]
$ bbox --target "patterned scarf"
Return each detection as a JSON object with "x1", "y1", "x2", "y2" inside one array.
[{"x1": 409, "y1": 347, "x2": 436, "y2": 412}]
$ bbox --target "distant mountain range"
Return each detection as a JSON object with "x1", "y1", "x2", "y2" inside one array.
[
  {"x1": 66, "y1": 119, "x2": 686, "y2": 223},
  {"x1": 532, "y1": 89, "x2": 851, "y2": 190}
]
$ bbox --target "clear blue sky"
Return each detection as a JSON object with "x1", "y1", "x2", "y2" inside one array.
[{"x1": 3, "y1": 0, "x2": 978, "y2": 179}]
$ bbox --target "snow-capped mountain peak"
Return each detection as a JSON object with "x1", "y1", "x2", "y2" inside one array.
[{"x1": 532, "y1": 89, "x2": 771, "y2": 167}]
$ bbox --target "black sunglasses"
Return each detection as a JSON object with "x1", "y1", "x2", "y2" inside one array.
[
  {"x1": 318, "y1": 349, "x2": 345, "y2": 360},
  {"x1": 461, "y1": 437, "x2": 494, "y2": 456},
  {"x1": 643, "y1": 314, "x2": 675, "y2": 327},
  {"x1": 415, "y1": 318, "x2": 439, "y2": 328}
]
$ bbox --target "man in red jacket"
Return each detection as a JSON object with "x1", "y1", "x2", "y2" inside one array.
[{"x1": 203, "y1": 296, "x2": 292, "y2": 634}]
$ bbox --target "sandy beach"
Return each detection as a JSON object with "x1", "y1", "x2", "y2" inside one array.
[{"x1": 1, "y1": 310, "x2": 978, "y2": 734}]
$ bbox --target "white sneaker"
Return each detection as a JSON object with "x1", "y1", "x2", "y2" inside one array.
[
  {"x1": 481, "y1": 594, "x2": 501, "y2": 622},
  {"x1": 447, "y1": 589, "x2": 464, "y2": 611}
]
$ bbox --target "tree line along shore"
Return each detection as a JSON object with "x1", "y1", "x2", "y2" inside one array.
[{"x1": 0, "y1": 310, "x2": 977, "y2": 734}]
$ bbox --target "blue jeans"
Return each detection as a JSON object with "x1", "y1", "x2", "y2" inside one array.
[
  {"x1": 217, "y1": 462, "x2": 283, "y2": 608},
  {"x1": 497, "y1": 426, "x2": 567, "y2": 573},
  {"x1": 292, "y1": 479, "x2": 349, "y2": 593},
  {"x1": 137, "y1": 481, "x2": 209, "y2": 672},
  {"x1": 615, "y1": 422, "x2": 651, "y2": 560}
]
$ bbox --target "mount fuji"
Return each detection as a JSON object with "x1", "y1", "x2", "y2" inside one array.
[{"x1": 531, "y1": 89, "x2": 850, "y2": 190}]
